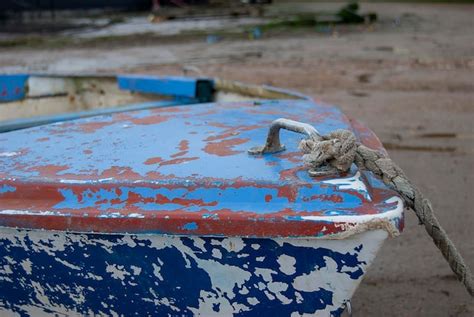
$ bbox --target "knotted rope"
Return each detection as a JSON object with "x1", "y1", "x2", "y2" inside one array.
[{"x1": 299, "y1": 129, "x2": 474, "y2": 296}]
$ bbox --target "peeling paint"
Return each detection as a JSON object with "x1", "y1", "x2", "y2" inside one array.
[
  {"x1": 0, "y1": 152, "x2": 21, "y2": 157},
  {"x1": 0, "y1": 228, "x2": 387, "y2": 316},
  {"x1": 0, "y1": 98, "x2": 403, "y2": 238}
]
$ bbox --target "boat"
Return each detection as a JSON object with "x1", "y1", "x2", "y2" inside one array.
[{"x1": 0, "y1": 73, "x2": 403, "y2": 316}]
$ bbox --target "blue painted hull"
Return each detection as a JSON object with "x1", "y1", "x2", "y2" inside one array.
[{"x1": 0, "y1": 228, "x2": 387, "y2": 316}]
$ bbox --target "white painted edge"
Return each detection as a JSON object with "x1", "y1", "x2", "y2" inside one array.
[{"x1": 301, "y1": 196, "x2": 403, "y2": 223}]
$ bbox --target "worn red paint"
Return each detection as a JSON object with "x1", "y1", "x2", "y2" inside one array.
[
  {"x1": 204, "y1": 138, "x2": 249, "y2": 156},
  {"x1": 305, "y1": 194, "x2": 344, "y2": 203},
  {"x1": 204, "y1": 125, "x2": 260, "y2": 142},
  {"x1": 207, "y1": 122, "x2": 229, "y2": 129},
  {"x1": 178, "y1": 140, "x2": 189, "y2": 151},
  {"x1": 160, "y1": 157, "x2": 199, "y2": 166},
  {"x1": 100, "y1": 166, "x2": 143, "y2": 179},
  {"x1": 151, "y1": 106, "x2": 190, "y2": 114},
  {"x1": 171, "y1": 140, "x2": 190, "y2": 158},
  {"x1": 128, "y1": 115, "x2": 169, "y2": 125},
  {"x1": 276, "y1": 185, "x2": 300, "y2": 203},
  {"x1": 115, "y1": 112, "x2": 171, "y2": 126},
  {"x1": 27, "y1": 164, "x2": 70, "y2": 177},
  {"x1": 276, "y1": 151, "x2": 302, "y2": 163},
  {"x1": 0, "y1": 213, "x2": 346, "y2": 237},
  {"x1": 145, "y1": 156, "x2": 199, "y2": 167},
  {"x1": 123, "y1": 191, "x2": 218, "y2": 208},
  {"x1": 144, "y1": 157, "x2": 163, "y2": 165},
  {"x1": 78, "y1": 121, "x2": 115, "y2": 133},
  {"x1": 279, "y1": 166, "x2": 306, "y2": 181}
]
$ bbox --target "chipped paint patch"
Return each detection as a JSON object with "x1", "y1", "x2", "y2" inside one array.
[
  {"x1": 0, "y1": 152, "x2": 20, "y2": 157},
  {"x1": 203, "y1": 137, "x2": 249, "y2": 156},
  {"x1": 183, "y1": 222, "x2": 198, "y2": 231},
  {"x1": 277, "y1": 254, "x2": 297, "y2": 275},
  {"x1": 0, "y1": 185, "x2": 15, "y2": 194},
  {"x1": 127, "y1": 213, "x2": 145, "y2": 218},
  {"x1": 0, "y1": 210, "x2": 61, "y2": 216},
  {"x1": 322, "y1": 171, "x2": 371, "y2": 201}
]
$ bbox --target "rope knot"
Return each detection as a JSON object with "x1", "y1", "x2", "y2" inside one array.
[{"x1": 299, "y1": 129, "x2": 357, "y2": 173}]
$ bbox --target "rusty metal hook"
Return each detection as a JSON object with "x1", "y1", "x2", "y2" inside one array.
[{"x1": 248, "y1": 118, "x2": 321, "y2": 155}]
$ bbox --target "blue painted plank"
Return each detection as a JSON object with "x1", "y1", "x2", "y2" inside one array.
[
  {"x1": 0, "y1": 74, "x2": 29, "y2": 102},
  {"x1": 117, "y1": 75, "x2": 214, "y2": 102}
]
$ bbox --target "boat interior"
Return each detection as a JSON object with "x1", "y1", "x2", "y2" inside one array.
[{"x1": 0, "y1": 74, "x2": 305, "y2": 133}]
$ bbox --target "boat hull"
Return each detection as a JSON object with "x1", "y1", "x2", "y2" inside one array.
[{"x1": 0, "y1": 228, "x2": 387, "y2": 316}]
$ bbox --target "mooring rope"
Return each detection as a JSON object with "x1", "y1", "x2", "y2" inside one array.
[{"x1": 299, "y1": 129, "x2": 474, "y2": 296}]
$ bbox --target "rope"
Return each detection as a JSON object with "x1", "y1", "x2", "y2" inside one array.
[{"x1": 299, "y1": 129, "x2": 474, "y2": 296}]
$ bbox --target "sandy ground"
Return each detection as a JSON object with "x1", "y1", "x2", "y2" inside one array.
[{"x1": 0, "y1": 2, "x2": 473, "y2": 316}]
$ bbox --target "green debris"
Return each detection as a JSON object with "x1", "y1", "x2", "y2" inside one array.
[{"x1": 261, "y1": 2, "x2": 377, "y2": 31}]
